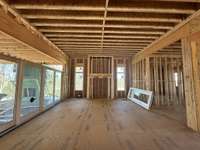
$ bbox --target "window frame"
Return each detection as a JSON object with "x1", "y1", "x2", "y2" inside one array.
[
  {"x1": 0, "y1": 55, "x2": 19, "y2": 133},
  {"x1": 74, "y1": 65, "x2": 84, "y2": 91},
  {"x1": 116, "y1": 65, "x2": 126, "y2": 91}
]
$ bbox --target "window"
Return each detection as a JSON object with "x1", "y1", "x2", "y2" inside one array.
[
  {"x1": 44, "y1": 69, "x2": 54, "y2": 107},
  {"x1": 75, "y1": 66, "x2": 84, "y2": 91},
  {"x1": 21, "y1": 64, "x2": 41, "y2": 117},
  {"x1": 0, "y1": 60, "x2": 17, "y2": 126},
  {"x1": 55, "y1": 71, "x2": 62, "y2": 102},
  {"x1": 117, "y1": 66, "x2": 125, "y2": 91},
  {"x1": 174, "y1": 72, "x2": 178, "y2": 87}
]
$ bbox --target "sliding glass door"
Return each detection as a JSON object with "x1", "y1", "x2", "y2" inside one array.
[
  {"x1": 44, "y1": 69, "x2": 54, "y2": 108},
  {"x1": 20, "y1": 64, "x2": 41, "y2": 120},
  {"x1": 0, "y1": 59, "x2": 17, "y2": 132},
  {"x1": 55, "y1": 72, "x2": 62, "y2": 102},
  {"x1": 44, "y1": 68, "x2": 62, "y2": 107}
]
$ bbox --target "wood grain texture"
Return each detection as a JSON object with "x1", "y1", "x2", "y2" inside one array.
[{"x1": 0, "y1": 98, "x2": 200, "y2": 150}]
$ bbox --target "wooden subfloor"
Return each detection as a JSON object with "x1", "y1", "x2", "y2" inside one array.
[{"x1": 0, "y1": 99, "x2": 200, "y2": 150}]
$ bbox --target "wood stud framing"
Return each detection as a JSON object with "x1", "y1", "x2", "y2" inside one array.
[
  {"x1": 132, "y1": 55, "x2": 184, "y2": 106},
  {"x1": 2, "y1": 0, "x2": 200, "y2": 134}
]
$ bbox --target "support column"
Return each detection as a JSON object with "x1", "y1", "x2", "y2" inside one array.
[
  {"x1": 145, "y1": 57, "x2": 151, "y2": 91},
  {"x1": 182, "y1": 38, "x2": 200, "y2": 131}
]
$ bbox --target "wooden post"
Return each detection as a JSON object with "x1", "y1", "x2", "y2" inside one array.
[
  {"x1": 15, "y1": 60, "x2": 24, "y2": 125},
  {"x1": 145, "y1": 57, "x2": 151, "y2": 91},
  {"x1": 87, "y1": 57, "x2": 90, "y2": 99},
  {"x1": 182, "y1": 38, "x2": 199, "y2": 131}
]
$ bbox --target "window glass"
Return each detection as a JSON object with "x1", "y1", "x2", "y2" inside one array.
[
  {"x1": 75, "y1": 66, "x2": 84, "y2": 91},
  {"x1": 21, "y1": 64, "x2": 41, "y2": 117},
  {"x1": 117, "y1": 66, "x2": 125, "y2": 91},
  {"x1": 45, "y1": 65, "x2": 63, "y2": 71},
  {"x1": 174, "y1": 72, "x2": 178, "y2": 87},
  {"x1": 0, "y1": 60, "x2": 17, "y2": 125},
  {"x1": 44, "y1": 69, "x2": 54, "y2": 107},
  {"x1": 55, "y1": 72, "x2": 62, "y2": 102}
]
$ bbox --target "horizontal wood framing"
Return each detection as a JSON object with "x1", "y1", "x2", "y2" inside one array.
[
  {"x1": 5, "y1": 0, "x2": 200, "y2": 56},
  {"x1": 0, "y1": 31, "x2": 60, "y2": 64},
  {"x1": 0, "y1": 0, "x2": 67, "y2": 64},
  {"x1": 132, "y1": 9, "x2": 200, "y2": 64}
]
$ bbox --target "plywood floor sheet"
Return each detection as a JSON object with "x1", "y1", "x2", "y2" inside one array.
[{"x1": 0, "y1": 99, "x2": 200, "y2": 150}]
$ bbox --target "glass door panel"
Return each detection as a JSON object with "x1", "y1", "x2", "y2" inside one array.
[
  {"x1": 0, "y1": 59, "x2": 17, "y2": 132},
  {"x1": 20, "y1": 64, "x2": 41, "y2": 119},
  {"x1": 44, "y1": 69, "x2": 54, "y2": 107},
  {"x1": 55, "y1": 72, "x2": 61, "y2": 102}
]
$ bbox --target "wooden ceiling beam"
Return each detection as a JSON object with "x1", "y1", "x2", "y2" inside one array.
[
  {"x1": 55, "y1": 42, "x2": 149, "y2": 46},
  {"x1": 61, "y1": 46, "x2": 141, "y2": 50},
  {"x1": 106, "y1": 16, "x2": 182, "y2": 23},
  {"x1": 52, "y1": 38, "x2": 153, "y2": 44},
  {"x1": 105, "y1": 24, "x2": 173, "y2": 29},
  {"x1": 48, "y1": 35, "x2": 158, "y2": 40},
  {"x1": 49, "y1": 38, "x2": 154, "y2": 43},
  {"x1": 153, "y1": 0, "x2": 200, "y2": 2},
  {"x1": 23, "y1": 15, "x2": 181, "y2": 23},
  {"x1": 104, "y1": 39, "x2": 154, "y2": 43},
  {"x1": 58, "y1": 45, "x2": 145, "y2": 49},
  {"x1": 104, "y1": 35, "x2": 158, "y2": 39},
  {"x1": 132, "y1": 9, "x2": 200, "y2": 64},
  {"x1": 101, "y1": 0, "x2": 109, "y2": 50},
  {"x1": 108, "y1": 7, "x2": 194, "y2": 14},
  {"x1": 32, "y1": 23, "x2": 103, "y2": 28},
  {"x1": 32, "y1": 22, "x2": 173, "y2": 30},
  {"x1": 41, "y1": 29, "x2": 164, "y2": 35},
  {"x1": 40, "y1": 29, "x2": 102, "y2": 34},
  {"x1": 23, "y1": 15, "x2": 104, "y2": 20},
  {"x1": 0, "y1": 1, "x2": 67, "y2": 64},
  {"x1": 12, "y1": 4, "x2": 105, "y2": 11},
  {"x1": 12, "y1": 4, "x2": 195, "y2": 14},
  {"x1": 45, "y1": 34, "x2": 101, "y2": 38},
  {"x1": 104, "y1": 30, "x2": 165, "y2": 35}
]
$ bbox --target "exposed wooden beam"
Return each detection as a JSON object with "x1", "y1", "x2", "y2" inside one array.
[
  {"x1": 48, "y1": 35, "x2": 158, "y2": 40},
  {"x1": 32, "y1": 22, "x2": 173, "y2": 30},
  {"x1": 105, "y1": 24, "x2": 173, "y2": 30},
  {"x1": 12, "y1": 4, "x2": 105, "y2": 11},
  {"x1": 40, "y1": 29, "x2": 164, "y2": 35},
  {"x1": 40, "y1": 29, "x2": 102, "y2": 33},
  {"x1": 23, "y1": 15, "x2": 104, "y2": 20},
  {"x1": 108, "y1": 7, "x2": 194, "y2": 14},
  {"x1": 32, "y1": 23, "x2": 103, "y2": 28},
  {"x1": 46, "y1": 34, "x2": 101, "y2": 38},
  {"x1": 104, "y1": 39, "x2": 154, "y2": 43},
  {"x1": 55, "y1": 42, "x2": 148, "y2": 46},
  {"x1": 49, "y1": 38, "x2": 154, "y2": 43},
  {"x1": 58, "y1": 45, "x2": 145, "y2": 49},
  {"x1": 132, "y1": 9, "x2": 200, "y2": 64},
  {"x1": 101, "y1": 0, "x2": 109, "y2": 50},
  {"x1": 106, "y1": 16, "x2": 182, "y2": 23},
  {"x1": 12, "y1": 4, "x2": 195, "y2": 14},
  {"x1": 0, "y1": 1, "x2": 67, "y2": 64},
  {"x1": 154, "y1": 0, "x2": 200, "y2": 2},
  {"x1": 23, "y1": 15, "x2": 181, "y2": 23}
]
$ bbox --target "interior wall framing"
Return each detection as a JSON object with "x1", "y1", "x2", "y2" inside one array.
[
  {"x1": 132, "y1": 55, "x2": 184, "y2": 106},
  {"x1": 69, "y1": 56, "x2": 131, "y2": 99}
]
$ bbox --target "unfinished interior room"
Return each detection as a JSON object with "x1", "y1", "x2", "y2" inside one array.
[{"x1": 1, "y1": 0, "x2": 200, "y2": 149}]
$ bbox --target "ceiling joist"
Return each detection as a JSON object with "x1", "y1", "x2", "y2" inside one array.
[{"x1": 3, "y1": 0, "x2": 200, "y2": 56}]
